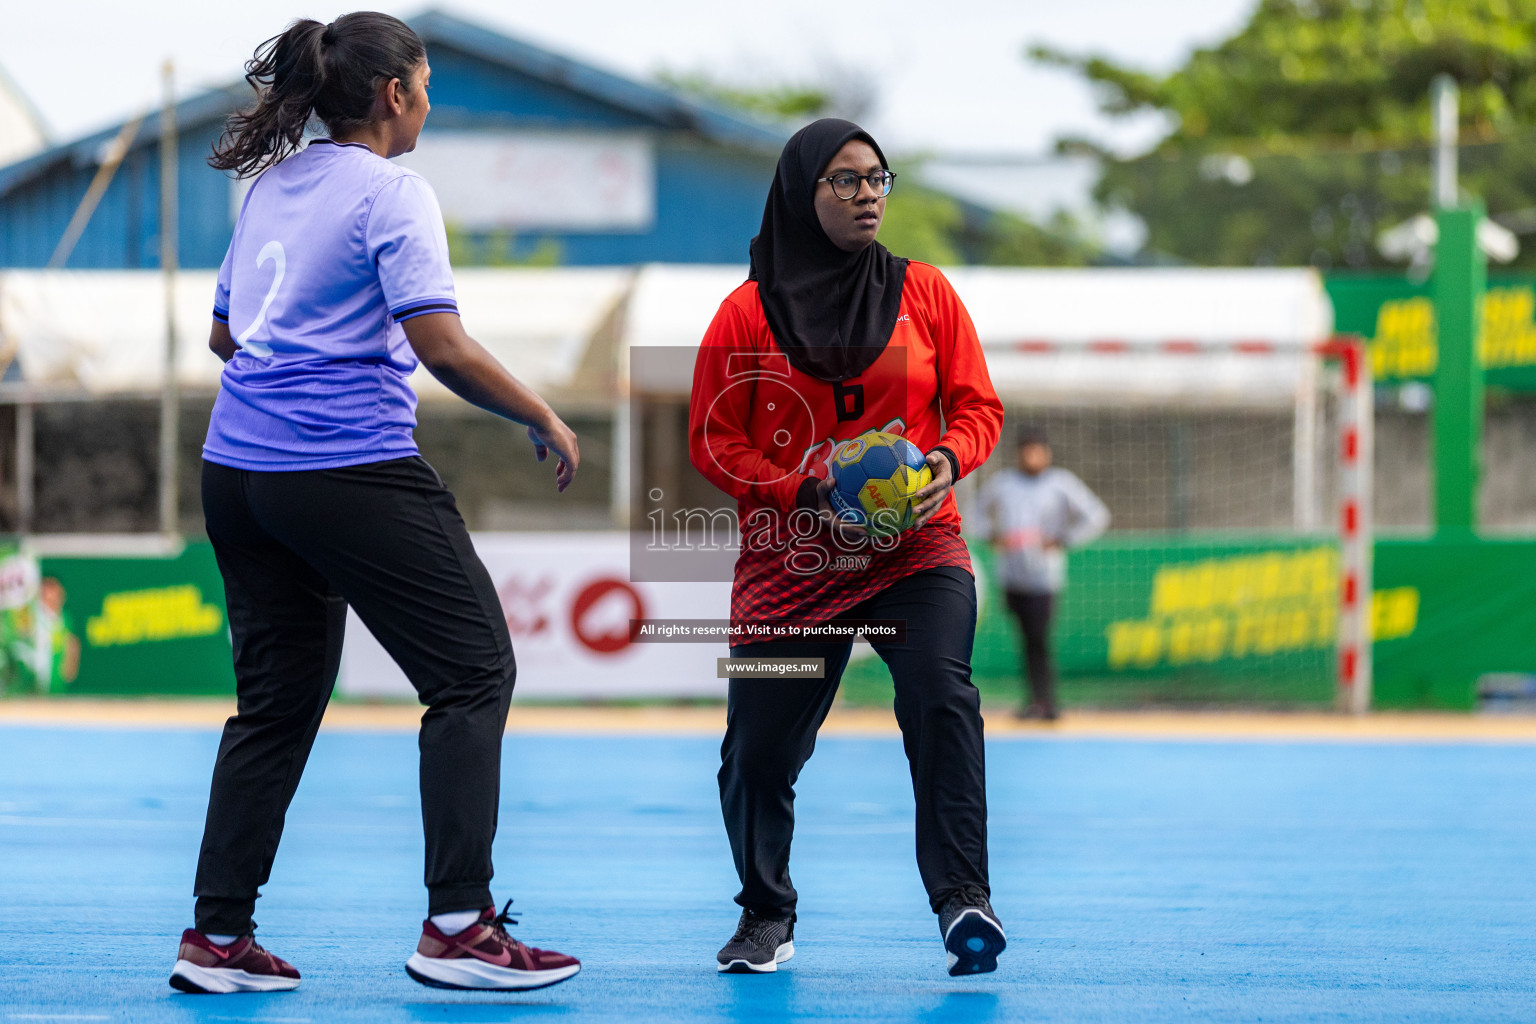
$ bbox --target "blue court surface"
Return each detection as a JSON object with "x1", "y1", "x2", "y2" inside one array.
[{"x1": 3, "y1": 720, "x2": 1536, "y2": 1023}]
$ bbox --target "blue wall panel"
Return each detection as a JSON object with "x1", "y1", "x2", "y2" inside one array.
[
  {"x1": 443, "y1": 140, "x2": 772, "y2": 265},
  {"x1": 0, "y1": 122, "x2": 232, "y2": 269},
  {"x1": 0, "y1": 38, "x2": 780, "y2": 269},
  {"x1": 0, "y1": 127, "x2": 774, "y2": 269},
  {"x1": 423, "y1": 48, "x2": 648, "y2": 131}
]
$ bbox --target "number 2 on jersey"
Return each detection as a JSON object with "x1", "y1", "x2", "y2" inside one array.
[{"x1": 235, "y1": 240, "x2": 285, "y2": 358}]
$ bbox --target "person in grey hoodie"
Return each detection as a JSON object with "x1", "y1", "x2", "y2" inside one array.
[{"x1": 976, "y1": 425, "x2": 1109, "y2": 720}]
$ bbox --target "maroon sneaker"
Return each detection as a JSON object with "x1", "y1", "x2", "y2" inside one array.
[
  {"x1": 405, "y1": 900, "x2": 580, "y2": 991},
  {"x1": 169, "y1": 930, "x2": 301, "y2": 993}
]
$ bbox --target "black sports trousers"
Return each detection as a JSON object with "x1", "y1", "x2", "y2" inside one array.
[
  {"x1": 1004, "y1": 590, "x2": 1057, "y2": 715},
  {"x1": 193, "y1": 457, "x2": 515, "y2": 936},
  {"x1": 720, "y1": 565, "x2": 989, "y2": 919}
]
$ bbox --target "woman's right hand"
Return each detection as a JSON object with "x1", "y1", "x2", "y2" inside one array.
[
  {"x1": 403, "y1": 312, "x2": 579, "y2": 493},
  {"x1": 528, "y1": 415, "x2": 579, "y2": 493}
]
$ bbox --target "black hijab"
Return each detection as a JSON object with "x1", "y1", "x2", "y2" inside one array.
[{"x1": 748, "y1": 118, "x2": 909, "y2": 383}]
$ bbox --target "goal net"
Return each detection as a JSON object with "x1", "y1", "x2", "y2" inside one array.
[{"x1": 950, "y1": 337, "x2": 1373, "y2": 711}]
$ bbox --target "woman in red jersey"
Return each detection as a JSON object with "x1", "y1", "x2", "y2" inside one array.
[{"x1": 688, "y1": 118, "x2": 1006, "y2": 977}]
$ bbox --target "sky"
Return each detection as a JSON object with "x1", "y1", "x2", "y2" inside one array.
[{"x1": 1, "y1": 0, "x2": 1256, "y2": 158}]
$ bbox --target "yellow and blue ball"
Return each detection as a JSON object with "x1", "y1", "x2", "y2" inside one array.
[{"x1": 827, "y1": 430, "x2": 933, "y2": 536}]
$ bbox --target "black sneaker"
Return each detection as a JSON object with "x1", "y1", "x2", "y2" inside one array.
[
  {"x1": 938, "y1": 886, "x2": 1006, "y2": 976},
  {"x1": 716, "y1": 909, "x2": 794, "y2": 974}
]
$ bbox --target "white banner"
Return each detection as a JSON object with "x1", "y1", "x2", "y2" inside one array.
[
  {"x1": 337, "y1": 532, "x2": 731, "y2": 700},
  {"x1": 395, "y1": 130, "x2": 655, "y2": 231}
]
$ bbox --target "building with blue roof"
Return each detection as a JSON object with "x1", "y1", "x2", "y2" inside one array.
[{"x1": 0, "y1": 9, "x2": 788, "y2": 269}]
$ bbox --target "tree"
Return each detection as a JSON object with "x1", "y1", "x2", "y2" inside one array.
[
  {"x1": 655, "y1": 65, "x2": 874, "y2": 124},
  {"x1": 659, "y1": 70, "x2": 1093, "y2": 266},
  {"x1": 654, "y1": 71, "x2": 845, "y2": 124},
  {"x1": 1031, "y1": 0, "x2": 1536, "y2": 268},
  {"x1": 446, "y1": 224, "x2": 562, "y2": 267}
]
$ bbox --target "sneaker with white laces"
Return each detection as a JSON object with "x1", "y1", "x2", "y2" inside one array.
[
  {"x1": 168, "y1": 930, "x2": 301, "y2": 993},
  {"x1": 716, "y1": 909, "x2": 795, "y2": 973},
  {"x1": 405, "y1": 900, "x2": 580, "y2": 991},
  {"x1": 938, "y1": 886, "x2": 1006, "y2": 976}
]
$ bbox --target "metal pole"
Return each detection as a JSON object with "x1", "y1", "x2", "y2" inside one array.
[
  {"x1": 610, "y1": 278, "x2": 634, "y2": 529},
  {"x1": 1329, "y1": 338, "x2": 1373, "y2": 714},
  {"x1": 611, "y1": 399, "x2": 632, "y2": 528},
  {"x1": 157, "y1": 59, "x2": 180, "y2": 538},
  {"x1": 16, "y1": 398, "x2": 33, "y2": 536},
  {"x1": 1432, "y1": 205, "x2": 1485, "y2": 534},
  {"x1": 1350, "y1": 342, "x2": 1374, "y2": 714},
  {"x1": 49, "y1": 115, "x2": 144, "y2": 269},
  {"x1": 1293, "y1": 349, "x2": 1319, "y2": 531},
  {"x1": 1428, "y1": 71, "x2": 1488, "y2": 536},
  {"x1": 1431, "y1": 74, "x2": 1459, "y2": 210}
]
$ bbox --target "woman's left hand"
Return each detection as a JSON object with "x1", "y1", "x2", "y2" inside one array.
[{"x1": 909, "y1": 451, "x2": 955, "y2": 529}]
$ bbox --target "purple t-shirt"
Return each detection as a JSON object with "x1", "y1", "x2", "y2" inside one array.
[{"x1": 204, "y1": 139, "x2": 457, "y2": 471}]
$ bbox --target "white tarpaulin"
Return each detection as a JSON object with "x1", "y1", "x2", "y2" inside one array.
[
  {"x1": 949, "y1": 267, "x2": 1331, "y2": 346},
  {"x1": 619, "y1": 264, "x2": 1335, "y2": 406},
  {"x1": 412, "y1": 268, "x2": 631, "y2": 403},
  {"x1": 336, "y1": 530, "x2": 987, "y2": 699},
  {"x1": 0, "y1": 268, "x2": 632, "y2": 401},
  {"x1": 954, "y1": 267, "x2": 1332, "y2": 407},
  {"x1": 0, "y1": 264, "x2": 1332, "y2": 407},
  {"x1": 0, "y1": 271, "x2": 226, "y2": 392},
  {"x1": 394, "y1": 131, "x2": 656, "y2": 231},
  {"x1": 338, "y1": 532, "x2": 732, "y2": 700}
]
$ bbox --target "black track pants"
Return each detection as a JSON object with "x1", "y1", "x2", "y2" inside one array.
[
  {"x1": 1004, "y1": 590, "x2": 1056, "y2": 715},
  {"x1": 720, "y1": 566, "x2": 988, "y2": 919},
  {"x1": 193, "y1": 457, "x2": 515, "y2": 935}
]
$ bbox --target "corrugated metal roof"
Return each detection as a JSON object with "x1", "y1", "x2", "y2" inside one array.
[
  {"x1": 0, "y1": 8, "x2": 787, "y2": 199},
  {"x1": 0, "y1": 61, "x2": 50, "y2": 165},
  {"x1": 409, "y1": 9, "x2": 786, "y2": 151},
  {"x1": 0, "y1": 85, "x2": 244, "y2": 198}
]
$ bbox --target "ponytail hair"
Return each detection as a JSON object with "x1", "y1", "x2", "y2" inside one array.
[{"x1": 210, "y1": 12, "x2": 426, "y2": 178}]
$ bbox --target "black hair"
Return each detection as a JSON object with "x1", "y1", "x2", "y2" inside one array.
[
  {"x1": 209, "y1": 12, "x2": 426, "y2": 178},
  {"x1": 1016, "y1": 424, "x2": 1049, "y2": 447}
]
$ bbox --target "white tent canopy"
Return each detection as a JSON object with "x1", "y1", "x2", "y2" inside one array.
[
  {"x1": 0, "y1": 264, "x2": 1336, "y2": 530},
  {"x1": 0, "y1": 271, "x2": 226, "y2": 393},
  {"x1": 624, "y1": 265, "x2": 1332, "y2": 348},
  {"x1": 621, "y1": 264, "x2": 1335, "y2": 407},
  {"x1": 0, "y1": 65, "x2": 47, "y2": 167},
  {"x1": 0, "y1": 268, "x2": 632, "y2": 404},
  {"x1": 0, "y1": 264, "x2": 1333, "y2": 407},
  {"x1": 950, "y1": 267, "x2": 1331, "y2": 347},
  {"x1": 955, "y1": 267, "x2": 1332, "y2": 408}
]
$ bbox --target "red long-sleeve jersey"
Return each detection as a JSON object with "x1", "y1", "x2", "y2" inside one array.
[{"x1": 688, "y1": 261, "x2": 1004, "y2": 627}]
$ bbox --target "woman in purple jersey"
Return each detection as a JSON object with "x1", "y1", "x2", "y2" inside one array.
[{"x1": 169, "y1": 13, "x2": 582, "y2": 995}]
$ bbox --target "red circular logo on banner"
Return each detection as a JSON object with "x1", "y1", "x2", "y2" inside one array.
[{"x1": 569, "y1": 578, "x2": 645, "y2": 655}]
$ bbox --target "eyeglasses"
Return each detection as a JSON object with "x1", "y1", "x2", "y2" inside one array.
[{"x1": 816, "y1": 169, "x2": 897, "y2": 200}]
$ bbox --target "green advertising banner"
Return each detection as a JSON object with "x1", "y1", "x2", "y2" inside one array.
[
  {"x1": 847, "y1": 535, "x2": 1535, "y2": 711},
  {"x1": 0, "y1": 544, "x2": 58, "y2": 694},
  {"x1": 7, "y1": 533, "x2": 1532, "y2": 709},
  {"x1": 1326, "y1": 273, "x2": 1536, "y2": 390},
  {"x1": 35, "y1": 541, "x2": 235, "y2": 696},
  {"x1": 975, "y1": 536, "x2": 1342, "y2": 706},
  {"x1": 1372, "y1": 537, "x2": 1536, "y2": 709}
]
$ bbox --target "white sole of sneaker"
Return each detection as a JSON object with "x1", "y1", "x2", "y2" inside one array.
[
  {"x1": 169, "y1": 960, "x2": 300, "y2": 994},
  {"x1": 717, "y1": 941, "x2": 794, "y2": 974},
  {"x1": 404, "y1": 953, "x2": 581, "y2": 991},
  {"x1": 944, "y1": 910, "x2": 1007, "y2": 976}
]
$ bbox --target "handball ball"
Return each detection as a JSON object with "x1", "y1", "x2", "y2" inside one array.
[{"x1": 827, "y1": 431, "x2": 933, "y2": 536}]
